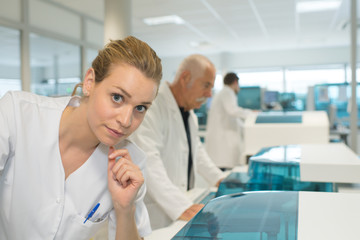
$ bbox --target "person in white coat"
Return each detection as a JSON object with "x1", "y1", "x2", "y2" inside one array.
[
  {"x1": 0, "y1": 36, "x2": 162, "y2": 240},
  {"x1": 205, "y1": 72, "x2": 252, "y2": 169},
  {"x1": 130, "y1": 54, "x2": 225, "y2": 230}
]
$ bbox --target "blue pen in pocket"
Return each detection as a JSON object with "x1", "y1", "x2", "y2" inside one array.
[{"x1": 84, "y1": 203, "x2": 100, "y2": 224}]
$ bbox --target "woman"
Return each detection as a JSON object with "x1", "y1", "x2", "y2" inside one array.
[{"x1": 0, "y1": 36, "x2": 162, "y2": 240}]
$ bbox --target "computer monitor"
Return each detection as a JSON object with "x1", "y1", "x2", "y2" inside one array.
[
  {"x1": 279, "y1": 92, "x2": 296, "y2": 110},
  {"x1": 237, "y1": 86, "x2": 261, "y2": 110},
  {"x1": 263, "y1": 91, "x2": 279, "y2": 106}
]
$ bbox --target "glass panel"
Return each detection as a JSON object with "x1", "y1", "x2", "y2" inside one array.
[
  {"x1": 255, "y1": 111, "x2": 303, "y2": 124},
  {"x1": 249, "y1": 145, "x2": 302, "y2": 179},
  {"x1": 247, "y1": 145, "x2": 334, "y2": 192},
  {"x1": 345, "y1": 65, "x2": 360, "y2": 83},
  {"x1": 173, "y1": 191, "x2": 299, "y2": 240},
  {"x1": 30, "y1": 33, "x2": 81, "y2": 96},
  {"x1": 86, "y1": 48, "x2": 99, "y2": 68},
  {"x1": 237, "y1": 69, "x2": 283, "y2": 92},
  {"x1": 216, "y1": 145, "x2": 335, "y2": 198},
  {"x1": 313, "y1": 82, "x2": 360, "y2": 127},
  {"x1": 0, "y1": 26, "x2": 21, "y2": 97},
  {"x1": 29, "y1": 0, "x2": 81, "y2": 39},
  {"x1": 286, "y1": 66, "x2": 345, "y2": 94}
]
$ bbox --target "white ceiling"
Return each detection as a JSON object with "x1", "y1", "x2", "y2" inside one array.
[
  {"x1": 51, "y1": 0, "x2": 354, "y2": 58},
  {"x1": 0, "y1": 0, "x2": 355, "y2": 68}
]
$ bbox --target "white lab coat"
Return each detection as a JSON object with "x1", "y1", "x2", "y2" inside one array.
[
  {"x1": 130, "y1": 82, "x2": 224, "y2": 230},
  {"x1": 0, "y1": 91, "x2": 151, "y2": 240},
  {"x1": 205, "y1": 85, "x2": 251, "y2": 168}
]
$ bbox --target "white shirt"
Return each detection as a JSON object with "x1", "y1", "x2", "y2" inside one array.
[
  {"x1": 205, "y1": 85, "x2": 251, "y2": 167},
  {"x1": 130, "y1": 83, "x2": 224, "y2": 230},
  {"x1": 0, "y1": 91, "x2": 151, "y2": 240}
]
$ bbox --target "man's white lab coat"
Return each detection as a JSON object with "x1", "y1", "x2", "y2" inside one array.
[
  {"x1": 130, "y1": 83, "x2": 224, "y2": 230},
  {"x1": 205, "y1": 85, "x2": 251, "y2": 168}
]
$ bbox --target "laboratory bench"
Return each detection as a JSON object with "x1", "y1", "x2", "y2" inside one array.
[
  {"x1": 217, "y1": 143, "x2": 360, "y2": 196},
  {"x1": 172, "y1": 191, "x2": 360, "y2": 240},
  {"x1": 146, "y1": 142, "x2": 360, "y2": 240},
  {"x1": 146, "y1": 188, "x2": 360, "y2": 240}
]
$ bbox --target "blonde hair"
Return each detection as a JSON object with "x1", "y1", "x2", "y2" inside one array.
[{"x1": 73, "y1": 36, "x2": 162, "y2": 96}]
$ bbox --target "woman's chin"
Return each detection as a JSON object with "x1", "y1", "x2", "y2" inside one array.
[{"x1": 100, "y1": 137, "x2": 124, "y2": 147}]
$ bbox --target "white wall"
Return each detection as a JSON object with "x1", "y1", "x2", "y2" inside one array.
[
  {"x1": 160, "y1": 53, "x2": 224, "y2": 82},
  {"x1": 160, "y1": 45, "x2": 354, "y2": 82},
  {"x1": 222, "y1": 46, "x2": 351, "y2": 70}
]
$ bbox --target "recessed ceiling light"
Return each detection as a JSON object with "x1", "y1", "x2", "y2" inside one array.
[
  {"x1": 296, "y1": 0, "x2": 341, "y2": 13},
  {"x1": 143, "y1": 15, "x2": 185, "y2": 26},
  {"x1": 189, "y1": 41, "x2": 211, "y2": 48}
]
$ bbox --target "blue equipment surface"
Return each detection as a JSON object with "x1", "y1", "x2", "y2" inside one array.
[
  {"x1": 237, "y1": 86, "x2": 262, "y2": 110},
  {"x1": 172, "y1": 191, "x2": 299, "y2": 240},
  {"x1": 255, "y1": 111, "x2": 303, "y2": 123},
  {"x1": 216, "y1": 145, "x2": 335, "y2": 197}
]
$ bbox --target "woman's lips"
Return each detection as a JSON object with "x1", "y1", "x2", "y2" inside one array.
[{"x1": 107, "y1": 126, "x2": 124, "y2": 138}]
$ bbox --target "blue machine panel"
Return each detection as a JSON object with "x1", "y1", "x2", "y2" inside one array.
[
  {"x1": 248, "y1": 145, "x2": 302, "y2": 179},
  {"x1": 216, "y1": 145, "x2": 335, "y2": 197},
  {"x1": 237, "y1": 86, "x2": 261, "y2": 110},
  {"x1": 172, "y1": 191, "x2": 299, "y2": 240},
  {"x1": 255, "y1": 111, "x2": 303, "y2": 123}
]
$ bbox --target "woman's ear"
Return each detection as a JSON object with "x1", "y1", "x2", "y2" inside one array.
[{"x1": 83, "y1": 68, "x2": 95, "y2": 96}]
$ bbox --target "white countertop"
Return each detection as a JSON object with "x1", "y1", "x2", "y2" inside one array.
[
  {"x1": 299, "y1": 143, "x2": 360, "y2": 183},
  {"x1": 298, "y1": 191, "x2": 360, "y2": 240}
]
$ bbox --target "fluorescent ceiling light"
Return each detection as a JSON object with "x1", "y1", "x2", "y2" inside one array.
[
  {"x1": 189, "y1": 41, "x2": 211, "y2": 48},
  {"x1": 296, "y1": 1, "x2": 341, "y2": 13},
  {"x1": 143, "y1": 15, "x2": 185, "y2": 26}
]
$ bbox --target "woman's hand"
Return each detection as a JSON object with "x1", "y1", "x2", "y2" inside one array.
[{"x1": 107, "y1": 146, "x2": 144, "y2": 211}]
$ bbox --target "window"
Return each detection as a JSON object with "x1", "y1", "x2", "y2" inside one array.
[
  {"x1": 86, "y1": 48, "x2": 99, "y2": 68},
  {"x1": 0, "y1": 26, "x2": 21, "y2": 97},
  {"x1": 30, "y1": 34, "x2": 81, "y2": 96},
  {"x1": 237, "y1": 69, "x2": 284, "y2": 92},
  {"x1": 29, "y1": 0, "x2": 81, "y2": 40},
  {"x1": 286, "y1": 66, "x2": 345, "y2": 94},
  {"x1": 213, "y1": 73, "x2": 224, "y2": 93}
]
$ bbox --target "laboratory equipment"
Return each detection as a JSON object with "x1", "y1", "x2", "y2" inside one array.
[
  {"x1": 216, "y1": 145, "x2": 335, "y2": 197},
  {"x1": 172, "y1": 191, "x2": 298, "y2": 240},
  {"x1": 263, "y1": 90, "x2": 279, "y2": 109},
  {"x1": 255, "y1": 111, "x2": 302, "y2": 123},
  {"x1": 171, "y1": 191, "x2": 360, "y2": 240},
  {"x1": 243, "y1": 111, "x2": 329, "y2": 160},
  {"x1": 237, "y1": 86, "x2": 261, "y2": 110}
]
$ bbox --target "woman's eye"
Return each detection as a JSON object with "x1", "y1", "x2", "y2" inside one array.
[
  {"x1": 112, "y1": 94, "x2": 123, "y2": 103},
  {"x1": 135, "y1": 105, "x2": 147, "y2": 113}
]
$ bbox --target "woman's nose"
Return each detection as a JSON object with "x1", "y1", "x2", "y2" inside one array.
[{"x1": 117, "y1": 106, "x2": 133, "y2": 128}]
